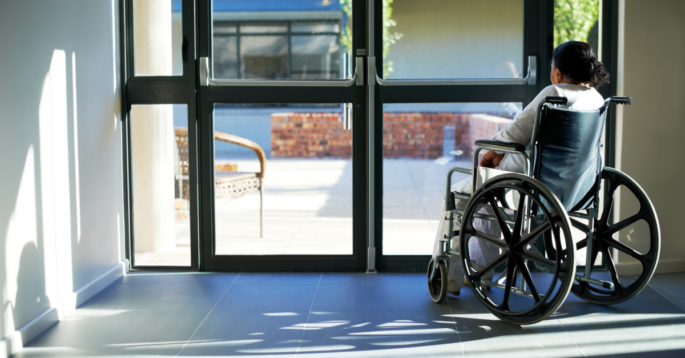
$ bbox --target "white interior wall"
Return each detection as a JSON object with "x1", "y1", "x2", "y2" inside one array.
[
  {"x1": 0, "y1": 0, "x2": 125, "y2": 355},
  {"x1": 618, "y1": 0, "x2": 685, "y2": 273}
]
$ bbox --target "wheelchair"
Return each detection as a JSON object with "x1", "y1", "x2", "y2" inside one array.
[{"x1": 427, "y1": 96, "x2": 660, "y2": 325}]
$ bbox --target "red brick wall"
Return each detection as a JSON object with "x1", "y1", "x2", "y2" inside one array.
[
  {"x1": 456, "y1": 114, "x2": 514, "y2": 158},
  {"x1": 271, "y1": 112, "x2": 512, "y2": 159},
  {"x1": 271, "y1": 113, "x2": 352, "y2": 158},
  {"x1": 382, "y1": 112, "x2": 458, "y2": 159}
]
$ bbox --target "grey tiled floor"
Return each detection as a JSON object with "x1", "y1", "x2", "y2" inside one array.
[{"x1": 16, "y1": 272, "x2": 685, "y2": 357}]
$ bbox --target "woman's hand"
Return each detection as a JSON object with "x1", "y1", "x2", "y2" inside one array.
[{"x1": 480, "y1": 150, "x2": 506, "y2": 168}]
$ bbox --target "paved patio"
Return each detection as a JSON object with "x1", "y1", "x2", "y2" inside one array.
[{"x1": 135, "y1": 158, "x2": 471, "y2": 266}]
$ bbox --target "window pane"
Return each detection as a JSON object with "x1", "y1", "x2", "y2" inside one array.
[
  {"x1": 211, "y1": 0, "x2": 351, "y2": 80},
  {"x1": 215, "y1": 23, "x2": 237, "y2": 34},
  {"x1": 214, "y1": 36, "x2": 239, "y2": 78},
  {"x1": 291, "y1": 35, "x2": 340, "y2": 79},
  {"x1": 213, "y1": 104, "x2": 352, "y2": 255},
  {"x1": 133, "y1": 0, "x2": 183, "y2": 76},
  {"x1": 131, "y1": 104, "x2": 190, "y2": 266},
  {"x1": 554, "y1": 0, "x2": 600, "y2": 55},
  {"x1": 241, "y1": 36, "x2": 288, "y2": 79},
  {"x1": 382, "y1": 103, "x2": 521, "y2": 255},
  {"x1": 292, "y1": 21, "x2": 340, "y2": 33},
  {"x1": 383, "y1": 0, "x2": 523, "y2": 79},
  {"x1": 241, "y1": 22, "x2": 288, "y2": 33}
]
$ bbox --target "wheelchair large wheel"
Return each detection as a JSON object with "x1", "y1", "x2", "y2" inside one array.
[
  {"x1": 427, "y1": 258, "x2": 447, "y2": 303},
  {"x1": 570, "y1": 167, "x2": 660, "y2": 305},
  {"x1": 460, "y1": 174, "x2": 576, "y2": 325}
]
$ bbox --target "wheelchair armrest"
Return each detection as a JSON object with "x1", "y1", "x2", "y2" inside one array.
[
  {"x1": 451, "y1": 167, "x2": 472, "y2": 175},
  {"x1": 608, "y1": 96, "x2": 632, "y2": 105},
  {"x1": 475, "y1": 140, "x2": 526, "y2": 153}
]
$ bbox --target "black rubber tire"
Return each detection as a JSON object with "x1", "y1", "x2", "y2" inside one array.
[
  {"x1": 571, "y1": 167, "x2": 661, "y2": 305},
  {"x1": 460, "y1": 174, "x2": 576, "y2": 325},
  {"x1": 427, "y1": 258, "x2": 447, "y2": 303}
]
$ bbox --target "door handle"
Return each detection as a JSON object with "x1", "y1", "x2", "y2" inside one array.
[{"x1": 375, "y1": 56, "x2": 538, "y2": 86}]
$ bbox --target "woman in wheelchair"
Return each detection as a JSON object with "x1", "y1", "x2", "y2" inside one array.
[{"x1": 428, "y1": 41, "x2": 660, "y2": 325}]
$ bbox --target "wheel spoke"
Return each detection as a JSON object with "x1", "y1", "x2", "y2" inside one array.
[
  {"x1": 500, "y1": 257, "x2": 516, "y2": 310},
  {"x1": 465, "y1": 228, "x2": 507, "y2": 248},
  {"x1": 601, "y1": 243, "x2": 623, "y2": 294},
  {"x1": 600, "y1": 179, "x2": 618, "y2": 224},
  {"x1": 570, "y1": 218, "x2": 589, "y2": 233},
  {"x1": 486, "y1": 194, "x2": 512, "y2": 244},
  {"x1": 514, "y1": 256, "x2": 541, "y2": 302},
  {"x1": 588, "y1": 240, "x2": 600, "y2": 269},
  {"x1": 602, "y1": 237, "x2": 649, "y2": 263},
  {"x1": 512, "y1": 192, "x2": 526, "y2": 243},
  {"x1": 516, "y1": 221, "x2": 552, "y2": 249},
  {"x1": 575, "y1": 238, "x2": 588, "y2": 250},
  {"x1": 471, "y1": 253, "x2": 508, "y2": 280},
  {"x1": 521, "y1": 249, "x2": 558, "y2": 271},
  {"x1": 601, "y1": 213, "x2": 643, "y2": 236}
]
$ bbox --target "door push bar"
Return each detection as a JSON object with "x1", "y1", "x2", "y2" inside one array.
[
  {"x1": 199, "y1": 56, "x2": 364, "y2": 87},
  {"x1": 374, "y1": 56, "x2": 537, "y2": 86}
]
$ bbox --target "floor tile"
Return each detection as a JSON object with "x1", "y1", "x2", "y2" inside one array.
[
  {"x1": 115, "y1": 272, "x2": 239, "y2": 288},
  {"x1": 14, "y1": 345, "x2": 184, "y2": 358},
  {"x1": 648, "y1": 272, "x2": 685, "y2": 311},
  {"x1": 214, "y1": 284, "x2": 318, "y2": 312},
  {"x1": 28, "y1": 310, "x2": 206, "y2": 348},
  {"x1": 232, "y1": 273, "x2": 322, "y2": 286},
  {"x1": 319, "y1": 273, "x2": 429, "y2": 287},
  {"x1": 80, "y1": 282, "x2": 227, "y2": 311},
  {"x1": 178, "y1": 311, "x2": 305, "y2": 357},
  {"x1": 311, "y1": 284, "x2": 453, "y2": 314},
  {"x1": 20, "y1": 272, "x2": 685, "y2": 358},
  {"x1": 297, "y1": 311, "x2": 462, "y2": 357},
  {"x1": 556, "y1": 285, "x2": 685, "y2": 357}
]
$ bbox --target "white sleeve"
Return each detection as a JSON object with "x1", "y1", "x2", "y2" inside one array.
[{"x1": 492, "y1": 86, "x2": 560, "y2": 145}]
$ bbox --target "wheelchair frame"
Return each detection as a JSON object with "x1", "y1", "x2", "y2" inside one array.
[{"x1": 428, "y1": 96, "x2": 661, "y2": 325}]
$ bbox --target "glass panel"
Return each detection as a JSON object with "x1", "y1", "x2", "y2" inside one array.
[
  {"x1": 131, "y1": 104, "x2": 190, "y2": 266},
  {"x1": 554, "y1": 0, "x2": 601, "y2": 55},
  {"x1": 133, "y1": 0, "x2": 183, "y2": 76},
  {"x1": 211, "y1": 0, "x2": 351, "y2": 80},
  {"x1": 241, "y1": 22, "x2": 288, "y2": 33},
  {"x1": 213, "y1": 103, "x2": 352, "y2": 255},
  {"x1": 382, "y1": 0, "x2": 523, "y2": 79},
  {"x1": 291, "y1": 35, "x2": 340, "y2": 79},
  {"x1": 214, "y1": 36, "x2": 239, "y2": 79},
  {"x1": 214, "y1": 22, "x2": 237, "y2": 34},
  {"x1": 292, "y1": 21, "x2": 340, "y2": 33},
  {"x1": 382, "y1": 103, "x2": 521, "y2": 255},
  {"x1": 241, "y1": 36, "x2": 289, "y2": 79}
]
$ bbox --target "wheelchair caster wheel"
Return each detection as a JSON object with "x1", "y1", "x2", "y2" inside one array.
[{"x1": 427, "y1": 258, "x2": 447, "y2": 303}]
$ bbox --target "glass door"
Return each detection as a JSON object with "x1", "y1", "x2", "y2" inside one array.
[
  {"x1": 122, "y1": 0, "x2": 617, "y2": 272},
  {"x1": 371, "y1": 0, "x2": 552, "y2": 271},
  {"x1": 197, "y1": 0, "x2": 367, "y2": 271}
]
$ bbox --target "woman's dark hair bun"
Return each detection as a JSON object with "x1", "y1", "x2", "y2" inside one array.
[{"x1": 553, "y1": 41, "x2": 610, "y2": 88}]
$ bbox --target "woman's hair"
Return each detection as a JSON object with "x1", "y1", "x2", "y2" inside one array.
[{"x1": 553, "y1": 41, "x2": 610, "y2": 88}]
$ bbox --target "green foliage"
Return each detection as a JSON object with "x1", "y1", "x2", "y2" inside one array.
[
  {"x1": 554, "y1": 0, "x2": 599, "y2": 48},
  {"x1": 339, "y1": 0, "x2": 403, "y2": 77},
  {"x1": 381, "y1": 0, "x2": 403, "y2": 77}
]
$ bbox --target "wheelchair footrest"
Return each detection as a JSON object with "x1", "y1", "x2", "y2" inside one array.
[
  {"x1": 481, "y1": 279, "x2": 545, "y2": 300},
  {"x1": 575, "y1": 275, "x2": 614, "y2": 289}
]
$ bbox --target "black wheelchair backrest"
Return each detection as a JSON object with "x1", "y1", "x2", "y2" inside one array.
[{"x1": 532, "y1": 103, "x2": 606, "y2": 211}]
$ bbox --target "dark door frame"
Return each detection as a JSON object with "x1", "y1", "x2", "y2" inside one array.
[{"x1": 119, "y1": 0, "x2": 619, "y2": 272}]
